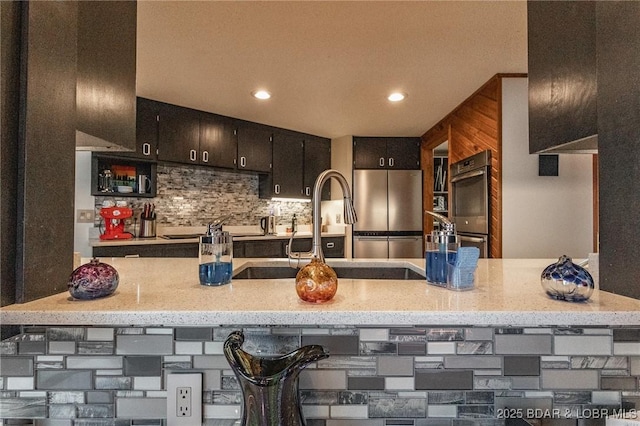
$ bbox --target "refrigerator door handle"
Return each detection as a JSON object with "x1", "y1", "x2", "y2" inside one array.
[{"x1": 355, "y1": 236, "x2": 388, "y2": 241}]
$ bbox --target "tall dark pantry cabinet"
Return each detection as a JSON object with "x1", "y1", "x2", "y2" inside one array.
[
  {"x1": 0, "y1": 1, "x2": 136, "y2": 310},
  {"x1": 528, "y1": 1, "x2": 640, "y2": 300},
  {"x1": 1, "y1": 1, "x2": 78, "y2": 308}
]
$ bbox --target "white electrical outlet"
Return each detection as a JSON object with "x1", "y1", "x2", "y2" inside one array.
[
  {"x1": 177, "y1": 387, "x2": 192, "y2": 417},
  {"x1": 167, "y1": 373, "x2": 202, "y2": 426},
  {"x1": 76, "y1": 209, "x2": 95, "y2": 223}
]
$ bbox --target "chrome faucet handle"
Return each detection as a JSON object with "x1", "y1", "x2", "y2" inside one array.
[{"x1": 287, "y1": 230, "x2": 313, "y2": 269}]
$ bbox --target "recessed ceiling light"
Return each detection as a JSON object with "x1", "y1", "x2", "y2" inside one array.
[
  {"x1": 388, "y1": 92, "x2": 407, "y2": 102},
  {"x1": 252, "y1": 90, "x2": 271, "y2": 100}
]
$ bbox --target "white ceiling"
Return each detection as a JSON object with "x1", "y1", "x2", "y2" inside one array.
[{"x1": 136, "y1": 1, "x2": 528, "y2": 139}]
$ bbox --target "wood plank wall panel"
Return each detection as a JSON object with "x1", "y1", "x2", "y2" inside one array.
[{"x1": 421, "y1": 74, "x2": 526, "y2": 258}]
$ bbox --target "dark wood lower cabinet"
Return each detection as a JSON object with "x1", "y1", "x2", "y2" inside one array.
[
  {"x1": 234, "y1": 240, "x2": 284, "y2": 258},
  {"x1": 287, "y1": 237, "x2": 344, "y2": 258},
  {"x1": 93, "y1": 243, "x2": 198, "y2": 258},
  {"x1": 93, "y1": 237, "x2": 345, "y2": 259}
]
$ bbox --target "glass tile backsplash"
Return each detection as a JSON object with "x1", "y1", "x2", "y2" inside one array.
[
  {"x1": 94, "y1": 164, "x2": 314, "y2": 227},
  {"x1": 0, "y1": 325, "x2": 639, "y2": 425}
]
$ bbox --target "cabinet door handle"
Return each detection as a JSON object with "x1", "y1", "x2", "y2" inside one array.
[
  {"x1": 240, "y1": 156, "x2": 247, "y2": 168},
  {"x1": 142, "y1": 143, "x2": 151, "y2": 156},
  {"x1": 274, "y1": 184, "x2": 280, "y2": 194},
  {"x1": 379, "y1": 157, "x2": 385, "y2": 167},
  {"x1": 202, "y1": 151, "x2": 209, "y2": 163},
  {"x1": 305, "y1": 186, "x2": 311, "y2": 196},
  {"x1": 190, "y1": 149, "x2": 197, "y2": 162},
  {"x1": 285, "y1": 244, "x2": 289, "y2": 255},
  {"x1": 325, "y1": 242, "x2": 335, "y2": 249},
  {"x1": 388, "y1": 157, "x2": 394, "y2": 167}
]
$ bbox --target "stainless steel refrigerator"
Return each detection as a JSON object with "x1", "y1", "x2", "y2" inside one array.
[{"x1": 353, "y1": 169, "x2": 423, "y2": 258}]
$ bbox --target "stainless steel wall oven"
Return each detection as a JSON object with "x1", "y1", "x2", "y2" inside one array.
[{"x1": 450, "y1": 150, "x2": 491, "y2": 258}]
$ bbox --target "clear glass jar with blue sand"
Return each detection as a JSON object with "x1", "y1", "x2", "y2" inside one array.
[
  {"x1": 426, "y1": 238, "x2": 458, "y2": 287},
  {"x1": 199, "y1": 225, "x2": 233, "y2": 286},
  {"x1": 425, "y1": 211, "x2": 459, "y2": 287}
]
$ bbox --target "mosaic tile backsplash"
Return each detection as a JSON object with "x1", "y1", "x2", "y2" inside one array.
[
  {"x1": 95, "y1": 164, "x2": 313, "y2": 228},
  {"x1": 1, "y1": 325, "x2": 639, "y2": 425}
]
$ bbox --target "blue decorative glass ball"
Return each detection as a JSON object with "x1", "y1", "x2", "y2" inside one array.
[{"x1": 541, "y1": 255, "x2": 594, "y2": 302}]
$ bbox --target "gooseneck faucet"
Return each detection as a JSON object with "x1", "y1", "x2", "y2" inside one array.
[{"x1": 289, "y1": 169, "x2": 357, "y2": 264}]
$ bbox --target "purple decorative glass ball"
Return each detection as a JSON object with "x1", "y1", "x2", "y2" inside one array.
[{"x1": 68, "y1": 258, "x2": 119, "y2": 300}]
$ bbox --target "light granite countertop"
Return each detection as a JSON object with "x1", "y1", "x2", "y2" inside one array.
[{"x1": 2, "y1": 258, "x2": 639, "y2": 327}]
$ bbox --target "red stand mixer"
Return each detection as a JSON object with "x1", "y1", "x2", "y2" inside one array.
[{"x1": 99, "y1": 206, "x2": 133, "y2": 240}]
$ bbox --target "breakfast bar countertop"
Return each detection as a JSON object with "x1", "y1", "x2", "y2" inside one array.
[{"x1": 2, "y1": 258, "x2": 639, "y2": 327}]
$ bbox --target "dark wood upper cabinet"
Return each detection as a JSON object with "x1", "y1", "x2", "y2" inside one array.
[
  {"x1": 117, "y1": 97, "x2": 159, "y2": 160},
  {"x1": 386, "y1": 137, "x2": 421, "y2": 169},
  {"x1": 153, "y1": 101, "x2": 238, "y2": 168},
  {"x1": 527, "y1": 1, "x2": 597, "y2": 153},
  {"x1": 157, "y1": 103, "x2": 200, "y2": 164},
  {"x1": 304, "y1": 135, "x2": 332, "y2": 200},
  {"x1": 353, "y1": 137, "x2": 388, "y2": 168},
  {"x1": 236, "y1": 120, "x2": 273, "y2": 173},
  {"x1": 260, "y1": 131, "x2": 331, "y2": 200},
  {"x1": 76, "y1": 1, "x2": 137, "y2": 151},
  {"x1": 199, "y1": 112, "x2": 237, "y2": 169},
  {"x1": 353, "y1": 136, "x2": 420, "y2": 169},
  {"x1": 270, "y1": 130, "x2": 305, "y2": 198},
  {"x1": 135, "y1": 98, "x2": 159, "y2": 160}
]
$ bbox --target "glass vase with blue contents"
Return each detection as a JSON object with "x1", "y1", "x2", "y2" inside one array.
[
  {"x1": 199, "y1": 223, "x2": 233, "y2": 286},
  {"x1": 425, "y1": 211, "x2": 459, "y2": 287}
]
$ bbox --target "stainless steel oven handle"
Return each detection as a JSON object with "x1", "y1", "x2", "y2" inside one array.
[
  {"x1": 458, "y1": 235, "x2": 486, "y2": 243},
  {"x1": 450, "y1": 168, "x2": 486, "y2": 183}
]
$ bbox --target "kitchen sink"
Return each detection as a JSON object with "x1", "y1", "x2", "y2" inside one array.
[
  {"x1": 233, "y1": 260, "x2": 425, "y2": 280},
  {"x1": 160, "y1": 234, "x2": 203, "y2": 240}
]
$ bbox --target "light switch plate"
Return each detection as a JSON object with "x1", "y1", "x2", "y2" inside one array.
[{"x1": 167, "y1": 373, "x2": 202, "y2": 426}]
